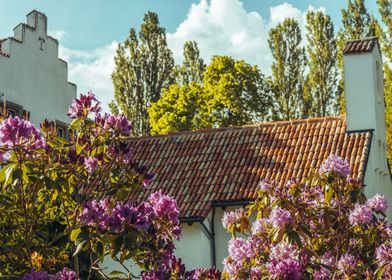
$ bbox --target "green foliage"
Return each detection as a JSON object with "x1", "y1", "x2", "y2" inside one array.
[
  {"x1": 175, "y1": 41, "x2": 205, "y2": 86},
  {"x1": 305, "y1": 10, "x2": 338, "y2": 117},
  {"x1": 110, "y1": 11, "x2": 174, "y2": 135},
  {"x1": 149, "y1": 56, "x2": 272, "y2": 135},
  {"x1": 268, "y1": 18, "x2": 306, "y2": 120}
]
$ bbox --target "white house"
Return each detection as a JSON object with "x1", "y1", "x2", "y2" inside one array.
[
  {"x1": 111, "y1": 37, "x2": 391, "y2": 272},
  {"x1": 0, "y1": 10, "x2": 76, "y2": 132}
]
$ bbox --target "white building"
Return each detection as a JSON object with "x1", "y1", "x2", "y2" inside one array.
[
  {"x1": 0, "y1": 10, "x2": 76, "y2": 131},
  {"x1": 116, "y1": 37, "x2": 392, "y2": 272}
]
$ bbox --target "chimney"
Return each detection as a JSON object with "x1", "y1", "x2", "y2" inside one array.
[{"x1": 343, "y1": 37, "x2": 388, "y2": 174}]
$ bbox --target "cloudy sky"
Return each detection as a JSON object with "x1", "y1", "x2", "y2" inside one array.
[{"x1": 0, "y1": 0, "x2": 380, "y2": 112}]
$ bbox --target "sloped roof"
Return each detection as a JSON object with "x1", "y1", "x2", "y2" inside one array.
[
  {"x1": 343, "y1": 37, "x2": 379, "y2": 55},
  {"x1": 127, "y1": 116, "x2": 372, "y2": 219}
]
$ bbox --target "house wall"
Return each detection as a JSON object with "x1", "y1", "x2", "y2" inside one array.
[
  {"x1": 0, "y1": 11, "x2": 76, "y2": 126},
  {"x1": 344, "y1": 43, "x2": 392, "y2": 218}
]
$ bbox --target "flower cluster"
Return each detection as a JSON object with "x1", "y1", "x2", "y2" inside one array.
[
  {"x1": 222, "y1": 208, "x2": 248, "y2": 231},
  {"x1": 319, "y1": 154, "x2": 351, "y2": 178},
  {"x1": 0, "y1": 116, "x2": 45, "y2": 156},
  {"x1": 21, "y1": 268, "x2": 79, "y2": 280},
  {"x1": 95, "y1": 112, "x2": 133, "y2": 135},
  {"x1": 68, "y1": 91, "x2": 101, "y2": 118},
  {"x1": 222, "y1": 155, "x2": 392, "y2": 279},
  {"x1": 79, "y1": 190, "x2": 180, "y2": 237}
]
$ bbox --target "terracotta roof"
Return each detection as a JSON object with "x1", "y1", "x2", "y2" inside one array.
[
  {"x1": 126, "y1": 116, "x2": 371, "y2": 219},
  {"x1": 343, "y1": 37, "x2": 379, "y2": 54}
]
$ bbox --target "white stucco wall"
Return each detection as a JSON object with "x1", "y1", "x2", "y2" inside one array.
[
  {"x1": 0, "y1": 11, "x2": 76, "y2": 126},
  {"x1": 344, "y1": 43, "x2": 392, "y2": 218}
]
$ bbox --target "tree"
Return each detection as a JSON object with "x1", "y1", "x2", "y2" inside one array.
[
  {"x1": 110, "y1": 11, "x2": 174, "y2": 135},
  {"x1": 149, "y1": 56, "x2": 272, "y2": 135},
  {"x1": 268, "y1": 18, "x2": 306, "y2": 120},
  {"x1": 148, "y1": 83, "x2": 204, "y2": 135},
  {"x1": 337, "y1": 0, "x2": 376, "y2": 113},
  {"x1": 305, "y1": 10, "x2": 338, "y2": 117},
  {"x1": 175, "y1": 41, "x2": 205, "y2": 86}
]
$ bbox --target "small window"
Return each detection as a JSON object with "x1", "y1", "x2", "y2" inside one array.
[
  {"x1": 0, "y1": 100, "x2": 24, "y2": 118},
  {"x1": 55, "y1": 120, "x2": 69, "y2": 140}
]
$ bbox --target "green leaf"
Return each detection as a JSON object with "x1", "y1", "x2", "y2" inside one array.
[
  {"x1": 96, "y1": 241, "x2": 104, "y2": 260},
  {"x1": 69, "y1": 117, "x2": 83, "y2": 129},
  {"x1": 70, "y1": 228, "x2": 81, "y2": 242},
  {"x1": 73, "y1": 240, "x2": 86, "y2": 257},
  {"x1": 112, "y1": 235, "x2": 123, "y2": 257}
]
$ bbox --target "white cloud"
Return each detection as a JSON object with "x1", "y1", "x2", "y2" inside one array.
[
  {"x1": 59, "y1": 41, "x2": 118, "y2": 113},
  {"x1": 167, "y1": 0, "x2": 327, "y2": 74},
  {"x1": 57, "y1": 1, "x2": 327, "y2": 112},
  {"x1": 48, "y1": 30, "x2": 66, "y2": 41}
]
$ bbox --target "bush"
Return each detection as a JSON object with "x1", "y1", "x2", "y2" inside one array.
[{"x1": 222, "y1": 155, "x2": 392, "y2": 279}]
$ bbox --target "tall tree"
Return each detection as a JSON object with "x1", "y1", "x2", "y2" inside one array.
[
  {"x1": 377, "y1": 0, "x2": 392, "y2": 166},
  {"x1": 305, "y1": 10, "x2": 338, "y2": 117},
  {"x1": 148, "y1": 56, "x2": 272, "y2": 135},
  {"x1": 337, "y1": 0, "x2": 376, "y2": 113},
  {"x1": 175, "y1": 41, "x2": 205, "y2": 86},
  {"x1": 110, "y1": 11, "x2": 174, "y2": 135},
  {"x1": 268, "y1": 18, "x2": 306, "y2": 120}
]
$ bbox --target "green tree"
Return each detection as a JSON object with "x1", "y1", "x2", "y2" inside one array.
[
  {"x1": 202, "y1": 56, "x2": 271, "y2": 127},
  {"x1": 175, "y1": 41, "x2": 205, "y2": 86},
  {"x1": 148, "y1": 83, "x2": 204, "y2": 135},
  {"x1": 377, "y1": 0, "x2": 392, "y2": 166},
  {"x1": 110, "y1": 11, "x2": 174, "y2": 135},
  {"x1": 337, "y1": 0, "x2": 376, "y2": 113},
  {"x1": 148, "y1": 56, "x2": 272, "y2": 134},
  {"x1": 268, "y1": 18, "x2": 306, "y2": 120},
  {"x1": 305, "y1": 10, "x2": 338, "y2": 116}
]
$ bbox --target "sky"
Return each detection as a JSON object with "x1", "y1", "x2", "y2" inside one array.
[{"x1": 0, "y1": 0, "x2": 381, "y2": 112}]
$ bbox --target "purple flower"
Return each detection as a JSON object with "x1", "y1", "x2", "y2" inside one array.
[
  {"x1": 84, "y1": 157, "x2": 98, "y2": 173},
  {"x1": 376, "y1": 244, "x2": 392, "y2": 264},
  {"x1": 269, "y1": 206, "x2": 292, "y2": 229},
  {"x1": 21, "y1": 270, "x2": 53, "y2": 280},
  {"x1": 258, "y1": 179, "x2": 271, "y2": 191},
  {"x1": 349, "y1": 204, "x2": 373, "y2": 225},
  {"x1": 222, "y1": 208, "x2": 246, "y2": 230},
  {"x1": 269, "y1": 242, "x2": 298, "y2": 261},
  {"x1": 54, "y1": 268, "x2": 79, "y2": 280},
  {"x1": 78, "y1": 199, "x2": 110, "y2": 231},
  {"x1": 228, "y1": 237, "x2": 254, "y2": 260},
  {"x1": 251, "y1": 218, "x2": 267, "y2": 235},
  {"x1": 367, "y1": 194, "x2": 388, "y2": 213},
  {"x1": 148, "y1": 190, "x2": 180, "y2": 223},
  {"x1": 0, "y1": 116, "x2": 46, "y2": 151},
  {"x1": 68, "y1": 91, "x2": 101, "y2": 118},
  {"x1": 337, "y1": 253, "x2": 356, "y2": 274},
  {"x1": 186, "y1": 267, "x2": 221, "y2": 280},
  {"x1": 319, "y1": 155, "x2": 350, "y2": 178},
  {"x1": 267, "y1": 259, "x2": 302, "y2": 280}
]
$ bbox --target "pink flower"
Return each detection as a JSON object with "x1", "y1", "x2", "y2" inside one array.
[
  {"x1": 258, "y1": 179, "x2": 271, "y2": 191},
  {"x1": 269, "y1": 206, "x2": 292, "y2": 229},
  {"x1": 84, "y1": 157, "x2": 98, "y2": 173},
  {"x1": 222, "y1": 208, "x2": 246, "y2": 230},
  {"x1": 337, "y1": 253, "x2": 356, "y2": 274},
  {"x1": 0, "y1": 116, "x2": 46, "y2": 151},
  {"x1": 54, "y1": 268, "x2": 79, "y2": 280},
  {"x1": 349, "y1": 204, "x2": 373, "y2": 225},
  {"x1": 68, "y1": 91, "x2": 101, "y2": 118},
  {"x1": 269, "y1": 242, "x2": 298, "y2": 261},
  {"x1": 251, "y1": 218, "x2": 267, "y2": 235},
  {"x1": 148, "y1": 190, "x2": 180, "y2": 224},
  {"x1": 228, "y1": 237, "x2": 254, "y2": 260},
  {"x1": 319, "y1": 155, "x2": 350, "y2": 178},
  {"x1": 367, "y1": 194, "x2": 388, "y2": 213},
  {"x1": 376, "y1": 244, "x2": 392, "y2": 265}
]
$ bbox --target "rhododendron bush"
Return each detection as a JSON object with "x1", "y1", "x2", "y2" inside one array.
[
  {"x1": 0, "y1": 93, "x2": 220, "y2": 279},
  {"x1": 222, "y1": 155, "x2": 392, "y2": 279}
]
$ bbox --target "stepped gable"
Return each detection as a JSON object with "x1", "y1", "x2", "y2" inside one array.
[
  {"x1": 0, "y1": 10, "x2": 74, "y2": 88},
  {"x1": 125, "y1": 116, "x2": 372, "y2": 219}
]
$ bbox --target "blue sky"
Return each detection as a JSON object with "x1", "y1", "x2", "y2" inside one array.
[{"x1": 0, "y1": 0, "x2": 381, "y2": 111}]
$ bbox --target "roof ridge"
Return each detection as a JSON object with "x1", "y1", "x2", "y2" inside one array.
[{"x1": 126, "y1": 115, "x2": 345, "y2": 141}]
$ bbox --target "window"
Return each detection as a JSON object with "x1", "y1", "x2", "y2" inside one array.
[
  {"x1": 55, "y1": 120, "x2": 69, "y2": 140},
  {"x1": 0, "y1": 99, "x2": 24, "y2": 119}
]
